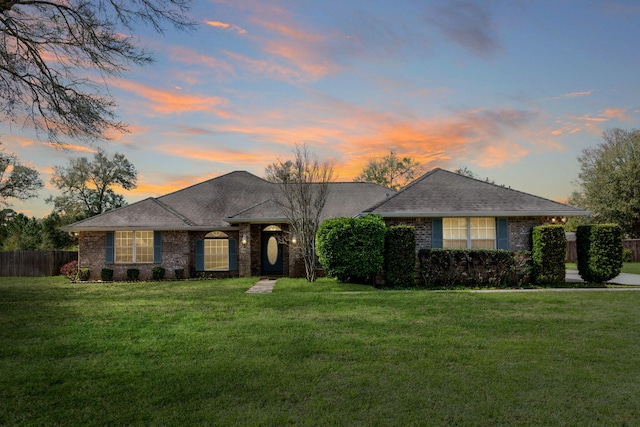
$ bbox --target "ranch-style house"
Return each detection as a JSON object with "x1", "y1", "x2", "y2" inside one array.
[{"x1": 63, "y1": 168, "x2": 588, "y2": 281}]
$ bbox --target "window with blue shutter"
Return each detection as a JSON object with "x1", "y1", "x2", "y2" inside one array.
[
  {"x1": 229, "y1": 238, "x2": 237, "y2": 271},
  {"x1": 105, "y1": 231, "x2": 114, "y2": 265},
  {"x1": 195, "y1": 239, "x2": 204, "y2": 271},
  {"x1": 431, "y1": 218, "x2": 443, "y2": 248},
  {"x1": 153, "y1": 231, "x2": 162, "y2": 264},
  {"x1": 496, "y1": 218, "x2": 509, "y2": 250}
]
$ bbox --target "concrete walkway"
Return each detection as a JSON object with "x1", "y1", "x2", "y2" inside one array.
[
  {"x1": 245, "y1": 278, "x2": 277, "y2": 294},
  {"x1": 566, "y1": 270, "x2": 640, "y2": 286}
]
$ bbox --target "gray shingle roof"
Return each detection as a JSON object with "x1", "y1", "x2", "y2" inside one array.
[
  {"x1": 61, "y1": 197, "x2": 197, "y2": 231},
  {"x1": 366, "y1": 168, "x2": 589, "y2": 217},
  {"x1": 64, "y1": 171, "x2": 394, "y2": 231},
  {"x1": 64, "y1": 168, "x2": 586, "y2": 232}
]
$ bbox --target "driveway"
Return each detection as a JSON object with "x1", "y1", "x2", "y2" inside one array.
[{"x1": 566, "y1": 270, "x2": 640, "y2": 286}]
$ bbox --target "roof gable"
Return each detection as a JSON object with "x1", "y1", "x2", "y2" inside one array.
[
  {"x1": 62, "y1": 197, "x2": 196, "y2": 231},
  {"x1": 157, "y1": 171, "x2": 275, "y2": 228},
  {"x1": 367, "y1": 168, "x2": 588, "y2": 217}
]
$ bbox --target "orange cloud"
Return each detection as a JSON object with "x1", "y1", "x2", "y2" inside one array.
[
  {"x1": 205, "y1": 20, "x2": 247, "y2": 35},
  {"x1": 602, "y1": 108, "x2": 633, "y2": 121},
  {"x1": 156, "y1": 144, "x2": 275, "y2": 167},
  {"x1": 116, "y1": 80, "x2": 232, "y2": 118}
]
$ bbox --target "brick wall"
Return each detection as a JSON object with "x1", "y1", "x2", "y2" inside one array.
[
  {"x1": 383, "y1": 216, "x2": 545, "y2": 252},
  {"x1": 384, "y1": 217, "x2": 432, "y2": 250},
  {"x1": 78, "y1": 230, "x2": 240, "y2": 281},
  {"x1": 507, "y1": 217, "x2": 541, "y2": 252}
]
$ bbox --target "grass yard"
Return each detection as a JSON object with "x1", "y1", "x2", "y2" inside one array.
[
  {"x1": 2, "y1": 276, "x2": 640, "y2": 426},
  {"x1": 566, "y1": 262, "x2": 640, "y2": 275}
]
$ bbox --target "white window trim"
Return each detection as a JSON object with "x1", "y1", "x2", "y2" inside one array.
[
  {"x1": 115, "y1": 230, "x2": 154, "y2": 264},
  {"x1": 443, "y1": 218, "x2": 496, "y2": 249}
]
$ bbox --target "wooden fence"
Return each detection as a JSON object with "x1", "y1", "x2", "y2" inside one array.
[
  {"x1": 566, "y1": 240, "x2": 640, "y2": 263},
  {"x1": 0, "y1": 251, "x2": 78, "y2": 277}
]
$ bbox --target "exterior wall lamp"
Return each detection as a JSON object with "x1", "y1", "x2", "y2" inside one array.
[
  {"x1": 241, "y1": 234, "x2": 248, "y2": 245},
  {"x1": 291, "y1": 235, "x2": 297, "y2": 244}
]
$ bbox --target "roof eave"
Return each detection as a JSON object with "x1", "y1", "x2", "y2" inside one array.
[
  {"x1": 61, "y1": 225, "x2": 240, "y2": 232},
  {"x1": 370, "y1": 210, "x2": 591, "y2": 217},
  {"x1": 223, "y1": 216, "x2": 289, "y2": 224}
]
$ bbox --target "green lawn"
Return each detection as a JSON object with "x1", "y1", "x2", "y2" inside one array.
[
  {"x1": 2, "y1": 276, "x2": 640, "y2": 426},
  {"x1": 566, "y1": 262, "x2": 640, "y2": 274}
]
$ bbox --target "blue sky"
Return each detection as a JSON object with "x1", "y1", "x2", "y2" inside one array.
[{"x1": 4, "y1": 0, "x2": 640, "y2": 217}]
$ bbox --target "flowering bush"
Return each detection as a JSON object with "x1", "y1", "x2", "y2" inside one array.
[{"x1": 60, "y1": 260, "x2": 79, "y2": 279}]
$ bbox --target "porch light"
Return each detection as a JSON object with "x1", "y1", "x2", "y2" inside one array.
[
  {"x1": 291, "y1": 235, "x2": 297, "y2": 244},
  {"x1": 241, "y1": 234, "x2": 248, "y2": 245}
]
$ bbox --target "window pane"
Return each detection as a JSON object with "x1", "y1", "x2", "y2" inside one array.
[
  {"x1": 443, "y1": 218, "x2": 467, "y2": 240},
  {"x1": 444, "y1": 240, "x2": 467, "y2": 249},
  {"x1": 115, "y1": 231, "x2": 134, "y2": 263},
  {"x1": 135, "y1": 231, "x2": 154, "y2": 263},
  {"x1": 471, "y1": 240, "x2": 495, "y2": 249},
  {"x1": 205, "y1": 239, "x2": 229, "y2": 271},
  {"x1": 470, "y1": 218, "x2": 495, "y2": 249}
]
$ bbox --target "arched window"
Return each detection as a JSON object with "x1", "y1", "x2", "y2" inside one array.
[
  {"x1": 203, "y1": 231, "x2": 231, "y2": 271},
  {"x1": 263, "y1": 225, "x2": 282, "y2": 232}
]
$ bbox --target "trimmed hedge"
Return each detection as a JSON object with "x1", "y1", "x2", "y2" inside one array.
[
  {"x1": 576, "y1": 224, "x2": 623, "y2": 283},
  {"x1": 384, "y1": 225, "x2": 416, "y2": 287},
  {"x1": 418, "y1": 249, "x2": 530, "y2": 288},
  {"x1": 101, "y1": 268, "x2": 113, "y2": 281},
  {"x1": 531, "y1": 225, "x2": 566, "y2": 284},
  {"x1": 152, "y1": 266, "x2": 165, "y2": 281},
  {"x1": 126, "y1": 268, "x2": 140, "y2": 281},
  {"x1": 316, "y1": 214, "x2": 386, "y2": 284}
]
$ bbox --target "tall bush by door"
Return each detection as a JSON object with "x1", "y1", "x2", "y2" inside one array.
[
  {"x1": 576, "y1": 224, "x2": 623, "y2": 283},
  {"x1": 531, "y1": 225, "x2": 566, "y2": 284},
  {"x1": 384, "y1": 225, "x2": 416, "y2": 287},
  {"x1": 316, "y1": 214, "x2": 386, "y2": 284}
]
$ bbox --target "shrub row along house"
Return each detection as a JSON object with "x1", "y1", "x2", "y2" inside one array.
[{"x1": 63, "y1": 168, "x2": 588, "y2": 281}]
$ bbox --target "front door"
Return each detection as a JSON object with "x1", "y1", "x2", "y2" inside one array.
[{"x1": 261, "y1": 231, "x2": 283, "y2": 275}]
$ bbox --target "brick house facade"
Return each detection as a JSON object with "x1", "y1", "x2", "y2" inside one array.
[{"x1": 65, "y1": 169, "x2": 588, "y2": 281}]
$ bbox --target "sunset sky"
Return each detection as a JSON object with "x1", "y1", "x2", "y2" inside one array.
[{"x1": 4, "y1": 0, "x2": 640, "y2": 217}]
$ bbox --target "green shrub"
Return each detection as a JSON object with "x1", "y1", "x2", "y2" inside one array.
[
  {"x1": 316, "y1": 214, "x2": 386, "y2": 284},
  {"x1": 152, "y1": 266, "x2": 165, "y2": 281},
  {"x1": 101, "y1": 268, "x2": 113, "y2": 281},
  {"x1": 60, "y1": 260, "x2": 78, "y2": 279},
  {"x1": 126, "y1": 268, "x2": 140, "y2": 281},
  {"x1": 531, "y1": 225, "x2": 566, "y2": 284},
  {"x1": 623, "y1": 248, "x2": 633, "y2": 263},
  {"x1": 418, "y1": 249, "x2": 515, "y2": 288},
  {"x1": 175, "y1": 268, "x2": 185, "y2": 280},
  {"x1": 77, "y1": 268, "x2": 90, "y2": 281},
  {"x1": 576, "y1": 224, "x2": 623, "y2": 283},
  {"x1": 511, "y1": 251, "x2": 533, "y2": 286},
  {"x1": 384, "y1": 226, "x2": 416, "y2": 287}
]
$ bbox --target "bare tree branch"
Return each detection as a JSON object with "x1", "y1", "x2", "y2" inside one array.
[
  {"x1": 0, "y1": 0, "x2": 195, "y2": 145},
  {"x1": 268, "y1": 144, "x2": 334, "y2": 282}
]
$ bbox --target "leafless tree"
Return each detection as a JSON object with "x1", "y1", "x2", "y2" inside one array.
[
  {"x1": 0, "y1": 1, "x2": 194, "y2": 145},
  {"x1": 266, "y1": 144, "x2": 334, "y2": 282}
]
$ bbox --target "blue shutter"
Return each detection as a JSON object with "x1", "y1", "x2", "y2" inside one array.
[
  {"x1": 105, "y1": 231, "x2": 114, "y2": 265},
  {"x1": 496, "y1": 218, "x2": 509, "y2": 250},
  {"x1": 228, "y1": 239, "x2": 237, "y2": 271},
  {"x1": 195, "y1": 239, "x2": 204, "y2": 271},
  {"x1": 153, "y1": 231, "x2": 162, "y2": 264},
  {"x1": 431, "y1": 218, "x2": 443, "y2": 248}
]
